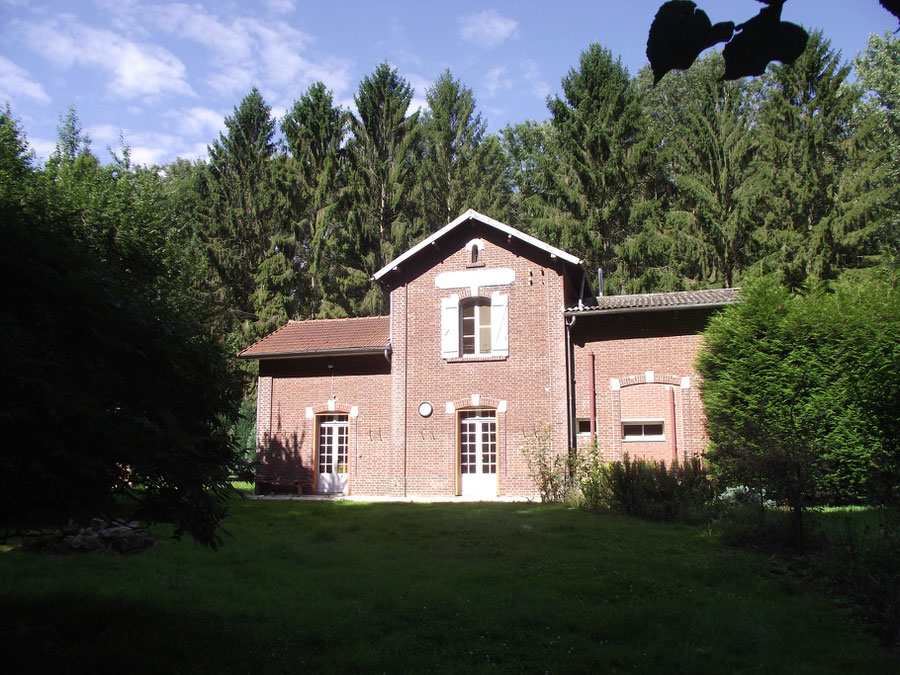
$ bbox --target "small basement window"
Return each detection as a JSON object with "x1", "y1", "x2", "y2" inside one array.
[
  {"x1": 622, "y1": 421, "x2": 664, "y2": 441},
  {"x1": 576, "y1": 419, "x2": 592, "y2": 435}
]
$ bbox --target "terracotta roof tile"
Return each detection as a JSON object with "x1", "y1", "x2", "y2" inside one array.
[
  {"x1": 239, "y1": 316, "x2": 390, "y2": 358},
  {"x1": 566, "y1": 288, "x2": 739, "y2": 314}
]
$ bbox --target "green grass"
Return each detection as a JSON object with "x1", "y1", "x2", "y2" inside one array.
[{"x1": 1, "y1": 500, "x2": 893, "y2": 673}]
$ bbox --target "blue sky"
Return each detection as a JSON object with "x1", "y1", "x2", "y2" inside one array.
[{"x1": 2, "y1": 0, "x2": 896, "y2": 166}]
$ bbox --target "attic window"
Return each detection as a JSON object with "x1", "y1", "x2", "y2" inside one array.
[{"x1": 466, "y1": 239, "x2": 485, "y2": 267}]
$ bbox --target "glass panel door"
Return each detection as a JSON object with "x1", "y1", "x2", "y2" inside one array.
[
  {"x1": 460, "y1": 410, "x2": 497, "y2": 497},
  {"x1": 318, "y1": 415, "x2": 348, "y2": 493}
]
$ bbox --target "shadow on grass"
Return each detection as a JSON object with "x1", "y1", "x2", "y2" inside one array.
[{"x1": 2, "y1": 595, "x2": 250, "y2": 673}]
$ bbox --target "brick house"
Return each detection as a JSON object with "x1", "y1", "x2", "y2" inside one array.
[{"x1": 240, "y1": 210, "x2": 737, "y2": 498}]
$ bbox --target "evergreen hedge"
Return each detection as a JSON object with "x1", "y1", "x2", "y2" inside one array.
[{"x1": 697, "y1": 276, "x2": 900, "y2": 508}]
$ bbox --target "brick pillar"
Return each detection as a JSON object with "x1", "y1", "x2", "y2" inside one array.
[
  {"x1": 389, "y1": 286, "x2": 408, "y2": 497},
  {"x1": 610, "y1": 379, "x2": 622, "y2": 462},
  {"x1": 547, "y1": 268, "x2": 570, "y2": 462},
  {"x1": 255, "y1": 375, "x2": 273, "y2": 493}
]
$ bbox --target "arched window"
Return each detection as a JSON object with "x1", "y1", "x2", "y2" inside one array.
[
  {"x1": 460, "y1": 298, "x2": 492, "y2": 355},
  {"x1": 471, "y1": 246, "x2": 479, "y2": 264}
]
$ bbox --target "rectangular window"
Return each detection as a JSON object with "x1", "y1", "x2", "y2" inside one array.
[
  {"x1": 577, "y1": 419, "x2": 592, "y2": 435},
  {"x1": 622, "y1": 420, "x2": 665, "y2": 441}
]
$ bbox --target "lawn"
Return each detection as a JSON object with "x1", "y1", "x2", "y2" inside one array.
[{"x1": 1, "y1": 498, "x2": 892, "y2": 673}]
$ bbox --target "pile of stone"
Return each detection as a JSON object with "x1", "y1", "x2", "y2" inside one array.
[{"x1": 21, "y1": 519, "x2": 156, "y2": 556}]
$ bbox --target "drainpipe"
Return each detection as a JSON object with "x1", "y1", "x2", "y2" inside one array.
[
  {"x1": 565, "y1": 315, "x2": 577, "y2": 450},
  {"x1": 590, "y1": 352, "x2": 597, "y2": 443},
  {"x1": 669, "y1": 387, "x2": 678, "y2": 465},
  {"x1": 403, "y1": 283, "x2": 409, "y2": 497}
]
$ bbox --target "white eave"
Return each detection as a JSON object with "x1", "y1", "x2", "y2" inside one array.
[{"x1": 373, "y1": 209, "x2": 581, "y2": 281}]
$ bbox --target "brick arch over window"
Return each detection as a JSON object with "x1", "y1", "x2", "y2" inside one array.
[
  {"x1": 311, "y1": 403, "x2": 351, "y2": 415},
  {"x1": 608, "y1": 372, "x2": 694, "y2": 465},
  {"x1": 616, "y1": 372, "x2": 684, "y2": 388},
  {"x1": 451, "y1": 395, "x2": 501, "y2": 411}
]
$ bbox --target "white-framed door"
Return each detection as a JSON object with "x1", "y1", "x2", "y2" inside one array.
[
  {"x1": 459, "y1": 410, "x2": 497, "y2": 497},
  {"x1": 317, "y1": 414, "x2": 348, "y2": 493}
]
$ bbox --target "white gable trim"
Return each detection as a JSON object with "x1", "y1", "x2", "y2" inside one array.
[{"x1": 373, "y1": 209, "x2": 581, "y2": 280}]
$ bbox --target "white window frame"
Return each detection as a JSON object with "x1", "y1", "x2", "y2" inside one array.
[
  {"x1": 460, "y1": 297, "x2": 492, "y2": 356},
  {"x1": 622, "y1": 420, "x2": 665, "y2": 442},
  {"x1": 441, "y1": 291, "x2": 508, "y2": 359}
]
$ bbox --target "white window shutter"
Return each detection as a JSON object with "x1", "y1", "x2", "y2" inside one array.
[
  {"x1": 441, "y1": 294, "x2": 459, "y2": 358},
  {"x1": 490, "y1": 292, "x2": 509, "y2": 357}
]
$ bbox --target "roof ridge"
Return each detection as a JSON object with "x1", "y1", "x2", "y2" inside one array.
[{"x1": 293, "y1": 314, "x2": 389, "y2": 323}]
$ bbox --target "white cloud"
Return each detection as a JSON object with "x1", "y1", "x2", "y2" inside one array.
[
  {"x1": 27, "y1": 135, "x2": 57, "y2": 164},
  {"x1": 123, "y1": 129, "x2": 203, "y2": 166},
  {"x1": 93, "y1": 0, "x2": 147, "y2": 35},
  {"x1": 406, "y1": 72, "x2": 430, "y2": 115},
  {"x1": 0, "y1": 55, "x2": 50, "y2": 104},
  {"x1": 520, "y1": 59, "x2": 550, "y2": 99},
  {"x1": 87, "y1": 123, "x2": 122, "y2": 145},
  {"x1": 155, "y1": 4, "x2": 256, "y2": 63},
  {"x1": 167, "y1": 106, "x2": 225, "y2": 138},
  {"x1": 129, "y1": 142, "x2": 177, "y2": 167},
  {"x1": 483, "y1": 66, "x2": 512, "y2": 97},
  {"x1": 18, "y1": 17, "x2": 193, "y2": 100},
  {"x1": 264, "y1": 0, "x2": 296, "y2": 13},
  {"x1": 152, "y1": 5, "x2": 353, "y2": 102},
  {"x1": 459, "y1": 9, "x2": 518, "y2": 48}
]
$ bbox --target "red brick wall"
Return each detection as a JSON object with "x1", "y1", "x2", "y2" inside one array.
[
  {"x1": 387, "y1": 223, "x2": 570, "y2": 498},
  {"x1": 570, "y1": 308, "x2": 716, "y2": 465},
  {"x1": 255, "y1": 356, "x2": 392, "y2": 495},
  {"x1": 253, "y1": 218, "x2": 720, "y2": 495},
  {"x1": 255, "y1": 220, "x2": 574, "y2": 498}
]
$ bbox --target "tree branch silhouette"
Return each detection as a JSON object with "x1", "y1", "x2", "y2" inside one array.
[{"x1": 648, "y1": 0, "x2": 899, "y2": 84}]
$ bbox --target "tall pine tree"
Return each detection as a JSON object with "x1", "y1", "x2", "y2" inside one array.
[
  {"x1": 748, "y1": 33, "x2": 890, "y2": 286},
  {"x1": 281, "y1": 81, "x2": 349, "y2": 318},
  {"x1": 205, "y1": 87, "x2": 289, "y2": 338},
  {"x1": 345, "y1": 63, "x2": 421, "y2": 315},
  {"x1": 854, "y1": 31, "x2": 900, "y2": 266},
  {"x1": 627, "y1": 54, "x2": 757, "y2": 290},
  {"x1": 419, "y1": 70, "x2": 508, "y2": 228},
  {"x1": 546, "y1": 44, "x2": 646, "y2": 292}
]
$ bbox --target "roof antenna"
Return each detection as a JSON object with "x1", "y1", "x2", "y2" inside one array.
[{"x1": 597, "y1": 268, "x2": 604, "y2": 297}]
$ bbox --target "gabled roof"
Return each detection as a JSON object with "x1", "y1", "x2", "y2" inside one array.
[
  {"x1": 239, "y1": 315, "x2": 390, "y2": 359},
  {"x1": 373, "y1": 209, "x2": 582, "y2": 281},
  {"x1": 565, "y1": 288, "x2": 739, "y2": 316}
]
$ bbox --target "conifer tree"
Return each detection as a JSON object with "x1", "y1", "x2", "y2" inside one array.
[
  {"x1": 854, "y1": 31, "x2": 900, "y2": 264},
  {"x1": 281, "y1": 82, "x2": 349, "y2": 318},
  {"x1": 344, "y1": 63, "x2": 421, "y2": 315},
  {"x1": 748, "y1": 33, "x2": 890, "y2": 286},
  {"x1": 545, "y1": 44, "x2": 647, "y2": 293},
  {"x1": 419, "y1": 70, "x2": 509, "y2": 228},
  {"x1": 628, "y1": 54, "x2": 757, "y2": 290},
  {"x1": 499, "y1": 120, "x2": 569, "y2": 232},
  {"x1": 205, "y1": 87, "x2": 289, "y2": 337}
]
